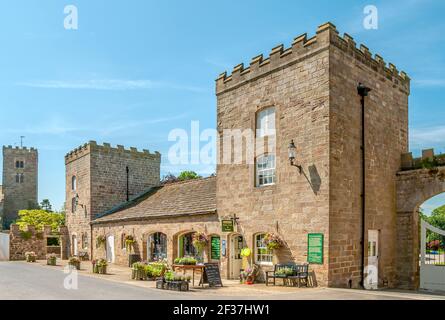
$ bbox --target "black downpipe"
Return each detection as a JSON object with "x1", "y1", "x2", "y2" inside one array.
[
  {"x1": 357, "y1": 83, "x2": 371, "y2": 288},
  {"x1": 126, "y1": 166, "x2": 130, "y2": 202}
]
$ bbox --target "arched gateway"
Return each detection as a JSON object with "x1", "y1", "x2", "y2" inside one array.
[{"x1": 396, "y1": 150, "x2": 445, "y2": 290}]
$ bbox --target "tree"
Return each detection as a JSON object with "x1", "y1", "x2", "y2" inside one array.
[
  {"x1": 424, "y1": 205, "x2": 445, "y2": 243},
  {"x1": 15, "y1": 210, "x2": 65, "y2": 232},
  {"x1": 40, "y1": 199, "x2": 53, "y2": 212},
  {"x1": 178, "y1": 171, "x2": 201, "y2": 181}
]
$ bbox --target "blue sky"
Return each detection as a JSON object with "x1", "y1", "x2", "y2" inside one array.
[{"x1": 0, "y1": 0, "x2": 444, "y2": 212}]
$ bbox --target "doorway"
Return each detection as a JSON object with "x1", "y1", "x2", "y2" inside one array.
[
  {"x1": 364, "y1": 229, "x2": 379, "y2": 290},
  {"x1": 229, "y1": 234, "x2": 245, "y2": 279},
  {"x1": 106, "y1": 235, "x2": 115, "y2": 263}
]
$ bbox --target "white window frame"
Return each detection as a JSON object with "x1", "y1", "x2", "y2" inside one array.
[
  {"x1": 256, "y1": 107, "x2": 276, "y2": 137},
  {"x1": 255, "y1": 233, "x2": 273, "y2": 265},
  {"x1": 256, "y1": 154, "x2": 276, "y2": 187},
  {"x1": 72, "y1": 176, "x2": 77, "y2": 191}
]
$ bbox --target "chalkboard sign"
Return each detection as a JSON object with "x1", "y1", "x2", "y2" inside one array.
[
  {"x1": 200, "y1": 263, "x2": 223, "y2": 287},
  {"x1": 210, "y1": 236, "x2": 221, "y2": 260}
]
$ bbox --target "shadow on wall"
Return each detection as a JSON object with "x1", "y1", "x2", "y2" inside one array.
[{"x1": 301, "y1": 165, "x2": 321, "y2": 195}]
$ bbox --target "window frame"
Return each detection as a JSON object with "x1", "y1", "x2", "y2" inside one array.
[
  {"x1": 254, "y1": 233, "x2": 273, "y2": 265},
  {"x1": 255, "y1": 153, "x2": 276, "y2": 187}
]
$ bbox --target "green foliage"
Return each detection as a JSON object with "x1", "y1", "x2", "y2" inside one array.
[
  {"x1": 39, "y1": 199, "x2": 53, "y2": 212},
  {"x1": 144, "y1": 262, "x2": 167, "y2": 278},
  {"x1": 422, "y1": 205, "x2": 445, "y2": 243},
  {"x1": 420, "y1": 157, "x2": 439, "y2": 169},
  {"x1": 96, "y1": 235, "x2": 106, "y2": 249},
  {"x1": 164, "y1": 271, "x2": 191, "y2": 282},
  {"x1": 177, "y1": 171, "x2": 201, "y2": 181},
  {"x1": 174, "y1": 256, "x2": 197, "y2": 265},
  {"x1": 15, "y1": 210, "x2": 65, "y2": 232},
  {"x1": 20, "y1": 230, "x2": 32, "y2": 240}
]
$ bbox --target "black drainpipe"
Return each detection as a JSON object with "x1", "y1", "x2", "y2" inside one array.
[
  {"x1": 126, "y1": 166, "x2": 130, "y2": 202},
  {"x1": 357, "y1": 83, "x2": 371, "y2": 288}
]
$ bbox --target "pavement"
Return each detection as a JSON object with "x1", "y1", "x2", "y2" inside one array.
[{"x1": 0, "y1": 260, "x2": 444, "y2": 300}]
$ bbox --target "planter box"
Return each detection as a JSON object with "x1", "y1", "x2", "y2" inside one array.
[
  {"x1": 26, "y1": 256, "x2": 36, "y2": 263},
  {"x1": 156, "y1": 280, "x2": 189, "y2": 291},
  {"x1": 131, "y1": 268, "x2": 147, "y2": 281},
  {"x1": 68, "y1": 261, "x2": 81, "y2": 270},
  {"x1": 128, "y1": 254, "x2": 141, "y2": 267},
  {"x1": 93, "y1": 265, "x2": 107, "y2": 274},
  {"x1": 47, "y1": 258, "x2": 57, "y2": 266},
  {"x1": 156, "y1": 280, "x2": 165, "y2": 289}
]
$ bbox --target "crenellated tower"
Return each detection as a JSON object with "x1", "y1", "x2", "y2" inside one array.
[{"x1": 1, "y1": 145, "x2": 39, "y2": 229}]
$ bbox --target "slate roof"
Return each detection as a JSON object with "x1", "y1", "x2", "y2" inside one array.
[{"x1": 92, "y1": 177, "x2": 216, "y2": 224}]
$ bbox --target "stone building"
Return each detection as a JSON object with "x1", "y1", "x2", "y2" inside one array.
[
  {"x1": 66, "y1": 22, "x2": 417, "y2": 289},
  {"x1": 65, "y1": 141, "x2": 160, "y2": 258},
  {"x1": 0, "y1": 146, "x2": 39, "y2": 229}
]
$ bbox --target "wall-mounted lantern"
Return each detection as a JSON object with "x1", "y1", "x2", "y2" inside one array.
[{"x1": 288, "y1": 140, "x2": 302, "y2": 173}]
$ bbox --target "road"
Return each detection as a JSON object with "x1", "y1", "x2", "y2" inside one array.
[{"x1": 0, "y1": 262, "x2": 444, "y2": 300}]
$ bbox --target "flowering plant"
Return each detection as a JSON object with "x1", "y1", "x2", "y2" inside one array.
[
  {"x1": 192, "y1": 232, "x2": 208, "y2": 252},
  {"x1": 96, "y1": 235, "x2": 106, "y2": 249},
  {"x1": 263, "y1": 233, "x2": 283, "y2": 250}
]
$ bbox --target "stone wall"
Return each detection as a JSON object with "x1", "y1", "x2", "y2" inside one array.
[
  {"x1": 396, "y1": 163, "x2": 445, "y2": 289},
  {"x1": 328, "y1": 25, "x2": 409, "y2": 288},
  {"x1": 9, "y1": 224, "x2": 69, "y2": 260},
  {"x1": 65, "y1": 141, "x2": 161, "y2": 258}
]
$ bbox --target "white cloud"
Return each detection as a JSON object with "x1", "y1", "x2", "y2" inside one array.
[
  {"x1": 413, "y1": 79, "x2": 445, "y2": 88},
  {"x1": 15, "y1": 79, "x2": 206, "y2": 92},
  {"x1": 410, "y1": 126, "x2": 445, "y2": 148}
]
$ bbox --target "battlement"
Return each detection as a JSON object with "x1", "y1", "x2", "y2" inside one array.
[
  {"x1": 65, "y1": 140, "x2": 161, "y2": 164},
  {"x1": 401, "y1": 149, "x2": 445, "y2": 171},
  {"x1": 2, "y1": 145, "x2": 37, "y2": 153},
  {"x1": 216, "y1": 22, "x2": 410, "y2": 95}
]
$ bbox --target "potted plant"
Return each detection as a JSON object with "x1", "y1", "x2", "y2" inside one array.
[
  {"x1": 68, "y1": 256, "x2": 81, "y2": 270},
  {"x1": 25, "y1": 251, "x2": 36, "y2": 262},
  {"x1": 240, "y1": 264, "x2": 259, "y2": 285},
  {"x1": 96, "y1": 235, "x2": 106, "y2": 249},
  {"x1": 92, "y1": 258, "x2": 108, "y2": 274},
  {"x1": 125, "y1": 235, "x2": 140, "y2": 267},
  {"x1": 46, "y1": 253, "x2": 57, "y2": 266},
  {"x1": 174, "y1": 256, "x2": 197, "y2": 265},
  {"x1": 145, "y1": 261, "x2": 167, "y2": 280},
  {"x1": 131, "y1": 261, "x2": 147, "y2": 280}
]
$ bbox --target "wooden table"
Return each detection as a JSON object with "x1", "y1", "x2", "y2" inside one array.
[{"x1": 172, "y1": 264, "x2": 205, "y2": 287}]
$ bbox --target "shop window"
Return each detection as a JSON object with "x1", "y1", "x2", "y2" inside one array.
[
  {"x1": 148, "y1": 232, "x2": 167, "y2": 261},
  {"x1": 255, "y1": 233, "x2": 273, "y2": 265},
  {"x1": 179, "y1": 232, "x2": 197, "y2": 258},
  {"x1": 256, "y1": 154, "x2": 276, "y2": 187}
]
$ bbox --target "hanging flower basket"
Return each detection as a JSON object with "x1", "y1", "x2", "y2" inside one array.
[
  {"x1": 192, "y1": 232, "x2": 208, "y2": 252},
  {"x1": 125, "y1": 235, "x2": 136, "y2": 253},
  {"x1": 96, "y1": 235, "x2": 106, "y2": 249},
  {"x1": 264, "y1": 233, "x2": 284, "y2": 250}
]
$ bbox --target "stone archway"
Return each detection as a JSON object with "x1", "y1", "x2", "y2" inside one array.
[{"x1": 396, "y1": 166, "x2": 445, "y2": 289}]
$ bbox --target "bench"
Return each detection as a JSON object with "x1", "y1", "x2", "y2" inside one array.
[
  {"x1": 287, "y1": 264, "x2": 309, "y2": 287},
  {"x1": 265, "y1": 263, "x2": 298, "y2": 286}
]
